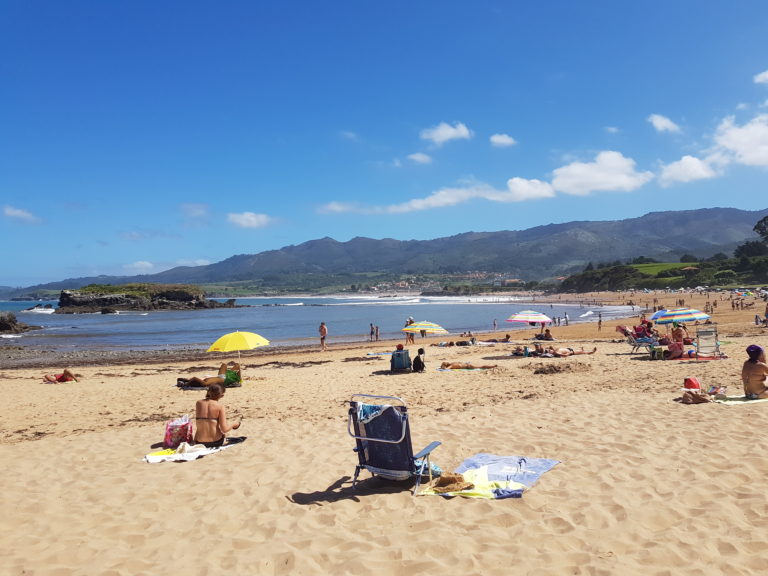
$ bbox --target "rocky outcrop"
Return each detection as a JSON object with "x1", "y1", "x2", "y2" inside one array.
[
  {"x1": 55, "y1": 286, "x2": 238, "y2": 314},
  {"x1": 0, "y1": 312, "x2": 40, "y2": 334}
]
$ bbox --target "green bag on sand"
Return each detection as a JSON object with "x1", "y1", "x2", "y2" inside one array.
[{"x1": 223, "y1": 369, "x2": 241, "y2": 387}]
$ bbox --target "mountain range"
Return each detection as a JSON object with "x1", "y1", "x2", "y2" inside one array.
[{"x1": 4, "y1": 207, "x2": 767, "y2": 296}]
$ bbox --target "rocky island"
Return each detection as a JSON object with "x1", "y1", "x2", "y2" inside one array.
[{"x1": 55, "y1": 283, "x2": 238, "y2": 314}]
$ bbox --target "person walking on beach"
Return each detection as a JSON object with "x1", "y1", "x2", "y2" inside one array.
[
  {"x1": 374, "y1": 325, "x2": 380, "y2": 341},
  {"x1": 319, "y1": 322, "x2": 328, "y2": 351},
  {"x1": 369, "y1": 323, "x2": 375, "y2": 342},
  {"x1": 598, "y1": 312, "x2": 602, "y2": 332},
  {"x1": 405, "y1": 316, "x2": 415, "y2": 344},
  {"x1": 493, "y1": 318, "x2": 498, "y2": 331}
]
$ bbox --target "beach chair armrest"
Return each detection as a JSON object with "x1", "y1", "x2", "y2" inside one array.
[{"x1": 413, "y1": 441, "x2": 441, "y2": 460}]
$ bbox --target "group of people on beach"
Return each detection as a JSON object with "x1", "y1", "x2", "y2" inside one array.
[{"x1": 41, "y1": 305, "x2": 768, "y2": 445}]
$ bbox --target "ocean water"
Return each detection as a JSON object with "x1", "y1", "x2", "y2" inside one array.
[{"x1": 1, "y1": 296, "x2": 632, "y2": 353}]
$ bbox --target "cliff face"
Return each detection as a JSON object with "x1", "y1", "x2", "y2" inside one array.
[{"x1": 56, "y1": 288, "x2": 237, "y2": 314}]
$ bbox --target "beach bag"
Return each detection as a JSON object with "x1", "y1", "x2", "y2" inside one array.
[
  {"x1": 650, "y1": 347, "x2": 664, "y2": 360},
  {"x1": 164, "y1": 415, "x2": 193, "y2": 448}
]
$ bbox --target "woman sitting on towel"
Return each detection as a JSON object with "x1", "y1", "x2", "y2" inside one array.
[
  {"x1": 441, "y1": 361, "x2": 498, "y2": 370},
  {"x1": 742, "y1": 344, "x2": 768, "y2": 400},
  {"x1": 194, "y1": 383, "x2": 241, "y2": 448}
]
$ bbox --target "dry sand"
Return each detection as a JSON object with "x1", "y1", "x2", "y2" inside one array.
[{"x1": 2, "y1": 291, "x2": 767, "y2": 575}]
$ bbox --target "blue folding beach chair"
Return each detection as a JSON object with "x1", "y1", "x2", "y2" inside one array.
[{"x1": 348, "y1": 394, "x2": 440, "y2": 495}]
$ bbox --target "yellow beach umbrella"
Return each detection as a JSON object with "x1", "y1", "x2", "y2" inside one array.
[{"x1": 207, "y1": 330, "x2": 270, "y2": 359}]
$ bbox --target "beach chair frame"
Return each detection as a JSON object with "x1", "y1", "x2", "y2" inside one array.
[
  {"x1": 348, "y1": 394, "x2": 440, "y2": 496},
  {"x1": 627, "y1": 334, "x2": 655, "y2": 353},
  {"x1": 695, "y1": 325, "x2": 723, "y2": 360}
]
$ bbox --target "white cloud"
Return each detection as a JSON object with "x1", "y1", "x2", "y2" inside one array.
[
  {"x1": 318, "y1": 179, "x2": 557, "y2": 215},
  {"x1": 176, "y1": 258, "x2": 211, "y2": 267},
  {"x1": 604, "y1": 126, "x2": 620, "y2": 134},
  {"x1": 180, "y1": 203, "x2": 209, "y2": 219},
  {"x1": 504, "y1": 178, "x2": 556, "y2": 201},
  {"x1": 420, "y1": 121, "x2": 472, "y2": 146},
  {"x1": 408, "y1": 152, "x2": 432, "y2": 164},
  {"x1": 227, "y1": 212, "x2": 272, "y2": 228},
  {"x1": 382, "y1": 185, "x2": 487, "y2": 213},
  {"x1": 123, "y1": 261, "x2": 154, "y2": 272},
  {"x1": 714, "y1": 114, "x2": 768, "y2": 167},
  {"x1": 659, "y1": 155, "x2": 717, "y2": 186},
  {"x1": 340, "y1": 130, "x2": 359, "y2": 141},
  {"x1": 320, "y1": 153, "x2": 652, "y2": 214},
  {"x1": 552, "y1": 151, "x2": 654, "y2": 196},
  {"x1": 754, "y1": 69, "x2": 768, "y2": 84},
  {"x1": 3, "y1": 205, "x2": 41, "y2": 224},
  {"x1": 648, "y1": 113, "x2": 681, "y2": 133},
  {"x1": 489, "y1": 133, "x2": 517, "y2": 147},
  {"x1": 318, "y1": 201, "x2": 359, "y2": 214}
]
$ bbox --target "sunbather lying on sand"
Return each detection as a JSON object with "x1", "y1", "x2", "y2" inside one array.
[
  {"x1": 441, "y1": 361, "x2": 498, "y2": 370},
  {"x1": 42, "y1": 369, "x2": 77, "y2": 383},
  {"x1": 178, "y1": 362, "x2": 241, "y2": 388},
  {"x1": 547, "y1": 346, "x2": 597, "y2": 357}
]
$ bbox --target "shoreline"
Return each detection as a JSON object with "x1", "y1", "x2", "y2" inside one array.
[
  {"x1": 1, "y1": 292, "x2": 638, "y2": 369},
  {"x1": 3, "y1": 290, "x2": 763, "y2": 370}
]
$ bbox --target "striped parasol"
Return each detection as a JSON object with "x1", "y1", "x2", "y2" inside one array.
[
  {"x1": 506, "y1": 310, "x2": 552, "y2": 324},
  {"x1": 650, "y1": 309, "x2": 668, "y2": 320},
  {"x1": 653, "y1": 308, "x2": 710, "y2": 325},
  {"x1": 402, "y1": 321, "x2": 449, "y2": 334}
]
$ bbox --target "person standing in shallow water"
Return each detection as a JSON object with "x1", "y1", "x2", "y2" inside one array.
[{"x1": 319, "y1": 322, "x2": 328, "y2": 351}]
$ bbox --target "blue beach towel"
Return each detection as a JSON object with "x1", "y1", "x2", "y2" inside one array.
[
  {"x1": 423, "y1": 453, "x2": 560, "y2": 499},
  {"x1": 356, "y1": 402, "x2": 401, "y2": 424}
]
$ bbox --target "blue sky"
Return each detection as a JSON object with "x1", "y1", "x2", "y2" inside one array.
[{"x1": 2, "y1": 1, "x2": 768, "y2": 287}]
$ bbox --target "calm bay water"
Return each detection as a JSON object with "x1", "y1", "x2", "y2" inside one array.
[{"x1": 1, "y1": 295, "x2": 632, "y2": 353}]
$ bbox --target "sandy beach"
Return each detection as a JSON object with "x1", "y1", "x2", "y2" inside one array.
[{"x1": 2, "y1": 291, "x2": 768, "y2": 575}]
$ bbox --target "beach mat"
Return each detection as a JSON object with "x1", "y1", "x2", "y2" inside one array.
[
  {"x1": 713, "y1": 395, "x2": 768, "y2": 406},
  {"x1": 422, "y1": 453, "x2": 560, "y2": 499},
  {"x1": 144, "y1": 437, "x2": 247, "y2": 463}
]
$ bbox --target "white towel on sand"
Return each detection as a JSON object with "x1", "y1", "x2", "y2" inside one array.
[{"x1": 143, "y1": 440, "x2": 242, "y2": 463}]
